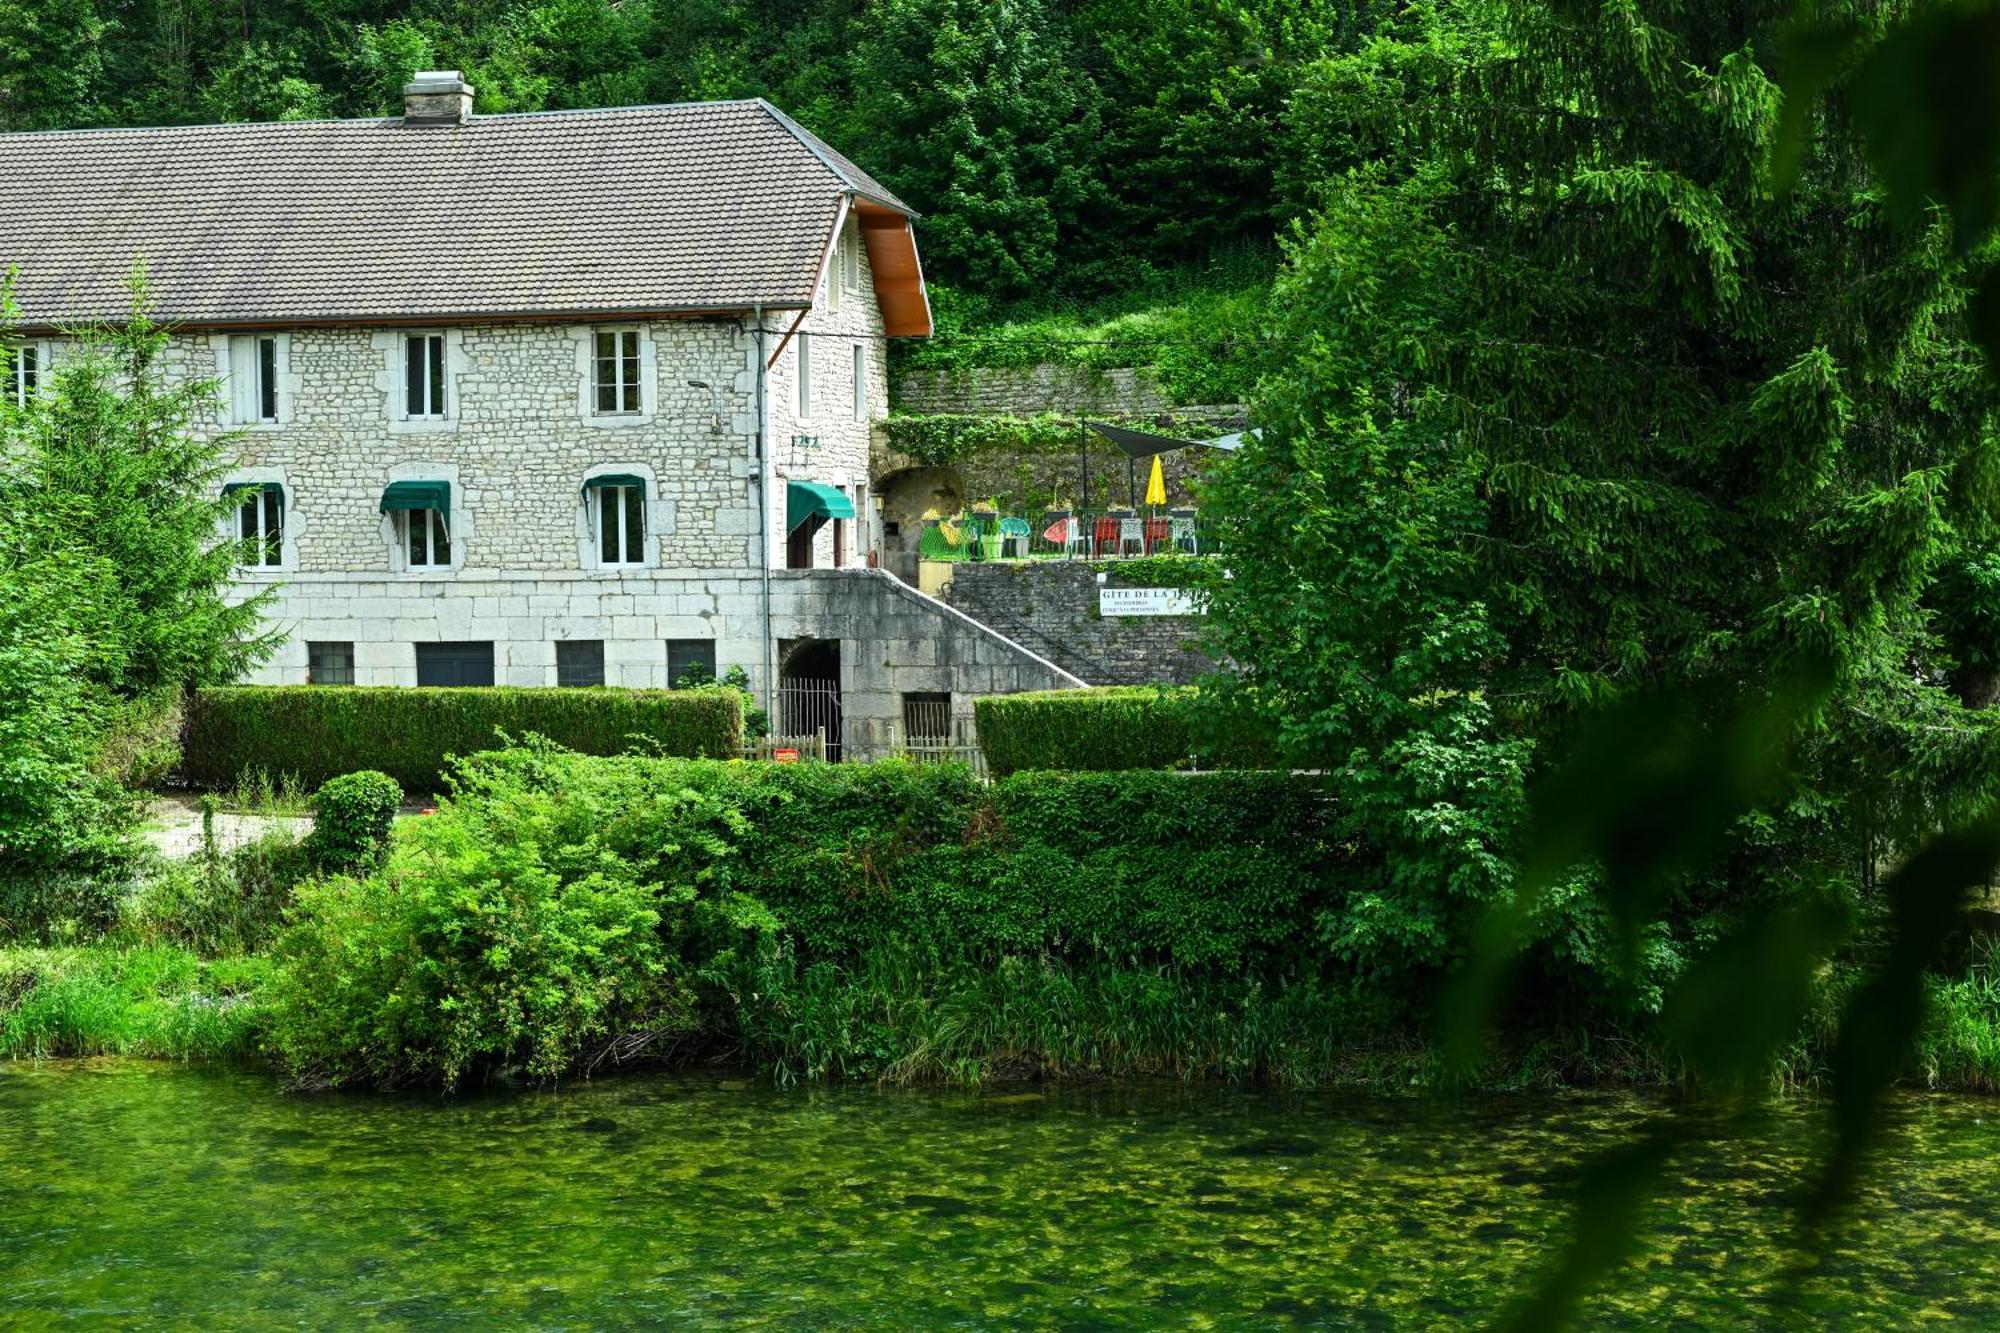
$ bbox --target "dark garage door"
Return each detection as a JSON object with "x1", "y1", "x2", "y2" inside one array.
[{"x1": 414, "y1": 641, "x2": 495, "y2": 687}]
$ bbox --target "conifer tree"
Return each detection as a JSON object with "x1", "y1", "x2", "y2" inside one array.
[{"x1": 1205, "y1": 1, "x2": 2000, "y2": 991}]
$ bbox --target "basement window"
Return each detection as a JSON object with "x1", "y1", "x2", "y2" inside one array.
[
  {"x1": 555, "y1": 640, "x2": 606, "y2": 688},
  {"x1": 307, "y1": 641, "x2": 354, "y2": 686}
]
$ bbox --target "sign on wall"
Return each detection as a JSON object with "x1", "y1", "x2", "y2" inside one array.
[{"x1": 1099, "y1": 586, "x2": 1203, "y2": 617}]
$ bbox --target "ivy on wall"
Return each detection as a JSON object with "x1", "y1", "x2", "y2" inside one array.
[
  {"x1": 1090, "y1": 554, "x2": 1222, "y2": 588},
  {"x1": 881, "y1": 411, "x2": 1239, "y2": 468}
]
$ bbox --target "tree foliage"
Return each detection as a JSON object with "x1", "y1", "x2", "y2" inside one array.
[
  {"x1": 0, "y1": 0, "x2": 1384, "y2": 300},
  {"x1": 0, "y1": 278, "x2": 272, "y2": 878},
  {"x1": 1206, "y1": 0, "x2": 2000, "y2": 1005}
]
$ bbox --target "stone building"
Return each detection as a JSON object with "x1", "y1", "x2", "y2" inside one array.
[{"x1": 0, "y1": 74, "x2": 1080, "y2": 756}]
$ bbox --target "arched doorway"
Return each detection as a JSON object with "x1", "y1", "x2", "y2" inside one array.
[
  {"x1": 872, "y1": 465, "x2": 962, "y2": 584},
  {"x1": 777, "y1": 637, "x2": 843, "y2": 761}
]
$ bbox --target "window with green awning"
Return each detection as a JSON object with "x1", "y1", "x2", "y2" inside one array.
[
  {"x1": 787, "y1": 480, "x2": 855, "y2": 533},
  {"x1": 379, "y1": 480, "x2": 451, "y2": 530},
  {"x1": 221, "y1": 480, "x2": 284, "y2": 508},
  {"x1": 580, "y1": 473, "x2": 647, "y2": 495}
]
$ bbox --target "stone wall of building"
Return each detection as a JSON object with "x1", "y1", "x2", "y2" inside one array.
[
  {"x1": 153, "y1": 227, "x2": 1085, "y2": 757},
  {"x1": 764, "y1": 211, "x2": 888, "y2": 569},
  {"x1": 936, "y1": 561, "x2": 1211, "y2": 687},
  {"x1": 239, "y1": 567, "x2": 1081, "y2": 757}
]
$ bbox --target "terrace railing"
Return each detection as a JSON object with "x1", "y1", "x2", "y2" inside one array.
[{"x1": 917, "y1": 509, "x2": 1222, "y2": 562}]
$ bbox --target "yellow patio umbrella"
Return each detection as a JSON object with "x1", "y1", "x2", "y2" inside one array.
[{"x1": 1144, "y1": 453, "x2": 1167, "y2": 507}]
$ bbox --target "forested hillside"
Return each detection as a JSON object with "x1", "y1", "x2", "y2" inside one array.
[{"x1": 2, "y1": 0, "x2": 1379, "y2": 306}]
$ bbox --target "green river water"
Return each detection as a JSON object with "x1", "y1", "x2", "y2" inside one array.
[{"x1": 3, "y1": 1061, "x2": 1998, "y2": 1328}]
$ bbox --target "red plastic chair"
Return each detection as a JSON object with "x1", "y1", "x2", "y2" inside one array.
[
  {"x1": 1093, "y1": 516, "x2": 1121, "y2": 557},
  {"x1": 1144, "y1": 518, "x2": 1170, "y2": 554}
]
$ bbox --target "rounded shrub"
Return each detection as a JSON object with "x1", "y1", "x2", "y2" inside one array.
[{"x1": 309, "y1": 770, "x2": 402, "y2": 873}]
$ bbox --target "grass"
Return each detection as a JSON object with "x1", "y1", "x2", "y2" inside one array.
[
  {"x1": 212, "y1": 767, "x2": 313, "y2": 816},
  {"x1": 733, "y1": 947, "x2": 1674, "y2": 1092},
  {"x1": 0, "y1": 945, "x2": 266, "y2": 1061},
  {"x1": 1915, "y1": 942, "x2": 2000, "y2": 1093}
]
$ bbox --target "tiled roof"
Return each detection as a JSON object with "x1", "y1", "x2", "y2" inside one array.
[{"x1": 0, "y1": 99, "x2": 912, "y2": 328}]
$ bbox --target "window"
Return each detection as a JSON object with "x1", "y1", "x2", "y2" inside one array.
[
  {"x1": 307, "y1": 641, "x2": 354, "y2": 685},
  {"x1": 795, "y1": 333, "x2": 811, "y2": 418},
  {"x1": 852, "y1": 343, "x2": 867, "y2": 421},
  {"x1": 232, "y1": 484, "x2": 283, "y2": 568},
  {"x1": 828, "y1": 238, "x2": 843, "y2": 314},
  {"x1": 667, "y1": 639, "x2": 717, "y2": 688},
  {"x1": 405, "y1": 334, "x2": 447, "y2": 418},
  {"x1": 415, "y1": 642, "x2": 494, "y2": 687},
  {"x1": 590, "y1": 480, "x2": 645, "y2": 566},
  {"x1": 555, "y1": 640, "x2": 606, "y2": 688},
  {"x1": 403, "y1": 508, "x2": 451, "y2": 569},
  {"x1": 843, "y1": 226, "x2": 861, "y2": 291},
  {"x1": 902, "y1": 692, "x2": 952, "y2": 744},
  {"x1": 594, "y1": 329, "x2": 642, "y2": 414},
  {"x1": 8, "y1": 344, "x2": 35, "y2": 407},
  {"x1": 228, "y1": 335, "x2": 280, "y2": 424}
]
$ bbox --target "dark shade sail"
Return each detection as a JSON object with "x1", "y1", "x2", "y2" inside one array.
[
  {"x1": 1084, "y1": 420, "x2": 1249, "y2": 458},
  {"x1": 787, "y1": 480, "x2": 855, "y2": 532}
]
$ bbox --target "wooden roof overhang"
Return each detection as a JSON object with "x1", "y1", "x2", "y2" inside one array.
[{"x1": 854, "y1": 199, "x2": 932, "y2": 338}]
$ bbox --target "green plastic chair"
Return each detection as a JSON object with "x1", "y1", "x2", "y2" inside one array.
[{"x1": 998, "y1": 517, "x2": 1031, "y2": 558}]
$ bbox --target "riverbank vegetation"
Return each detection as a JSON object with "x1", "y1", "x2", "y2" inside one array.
[{"x1": 6, "y1": 742, "x2": 2000, "y2": 1099}]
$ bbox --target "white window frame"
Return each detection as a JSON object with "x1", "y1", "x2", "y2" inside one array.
[
  {"x1": 843, "y1": 223, "x2": 861, "y2": 293},
  {"x1": 401, "y1": 507, "x2": 452, "y2": 570},
  {"x1": 853, "y1": 342, "x2": 867, "y2": 421},
  {"x1": 593, "y1": 327, "x2": 644, "y2": 416},
  {"x1": 796, "y1": 332, "x2": 812, "y2": 419},
  {"x1": 226, "y1": 334, "x2": 285, "y2": 425},
  {"x1": 8, "y1": 343, "x2": 37, "y2": 407},
  {"x1": 234, "y1": 486, "x2": 284, "y2": 570},
  {"x1": 402, "y1": 332, "x2": 449, "y2": 421},
  {"x1": 592, "y1": 482, "x2": 647, "y2": 569},
  {"x1": 828, "y1": 238, "x2": 843, "y2": 314}
]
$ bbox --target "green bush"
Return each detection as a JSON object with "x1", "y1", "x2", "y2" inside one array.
[
  {"x1": 309, "y1": 771, "x2": 401, "y2": 873},
  {"x1": 0, "y1": 871, "x2": 126, "y2": 945},
  {"x1": 263, "y1": 750, "x2": 781, "y2": 1090},
  {"x1": 181, "y1": 685, "x2": 743, "y2": 792},
  {"x1": 263, "y1": 746, "x2": 1337, "y2": 1088},
  {"x1": 975, "y1": 686, "x2": 1274, "y2": 776},
  {"x1": 431, "y1": 748, "x2": 1333, "y2": 976},
  {"x1": 123, "y1": 830, "x2": 316, "y2": 957}
]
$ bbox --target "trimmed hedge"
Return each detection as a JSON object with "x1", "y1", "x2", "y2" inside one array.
[
  {"x1": 443, "y1": 748, "x2": 1339, "y2": 975},
  {"x1": 182, "y1": 686, "x2": 743, "y2": 792},
  {"x1": 976, "y1": 686, "x2": 1274, "y2": 776}
]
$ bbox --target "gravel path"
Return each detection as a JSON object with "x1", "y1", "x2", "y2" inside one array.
[{"x1": 142, "y1": 797, "x2": 312, "y2": 860}]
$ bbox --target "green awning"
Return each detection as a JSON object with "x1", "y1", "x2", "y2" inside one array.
[
  {"x1": 221, "y1": 481, "x2": 284, "y2": 508},
  {"x1": 581, "y1": 473, "x2": 647, "y2": 495},
  {"x1": 787, "y1": 480, "x2": 855, "y2": 533},
  {"x1": 379, "y1": 480, "x2": 450, "y2": 530}
]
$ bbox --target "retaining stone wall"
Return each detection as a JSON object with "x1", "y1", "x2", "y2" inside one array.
[{"x1": 938, "y1": 561, "x2": 1211, "y2": 687}]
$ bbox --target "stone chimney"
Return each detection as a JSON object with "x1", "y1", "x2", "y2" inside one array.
[{"x1": 402, "y1": 71, "x2": 474, "y2": 126}]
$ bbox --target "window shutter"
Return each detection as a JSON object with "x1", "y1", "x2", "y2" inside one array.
[
  {"x1": 228, "y1": 337, "x2": 259, "y2": 422},
  {"x1": 796, "y1": 333, "x2": 811, "y2": 418}
]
